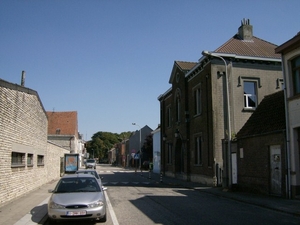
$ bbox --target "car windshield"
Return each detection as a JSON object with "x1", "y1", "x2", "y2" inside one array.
[
  {"x1": 76, "y1": 171, "x2": 100, "y2": 179},
  {"x1": 86, "y1": 159, "x2": 95, "y2": 163},
  {"x1": 55, "y1": 177, "x2": 101, "y2": 193}
]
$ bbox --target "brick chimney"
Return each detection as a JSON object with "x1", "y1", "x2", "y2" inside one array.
[{"x1": 238, "y1": 18, "x2": 253, "y2": 41}]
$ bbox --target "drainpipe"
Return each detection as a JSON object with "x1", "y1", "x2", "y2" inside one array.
[{"x1": 282, "y1": 54, "x2": 291, "y2": 199}]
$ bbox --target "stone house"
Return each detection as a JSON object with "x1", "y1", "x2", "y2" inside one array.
[
  {"x1": 236, "y1": 90, "x2": 286, "y2": 196},
  {"x1": 276, "y1": 32, "x2": 300, "y2": 198},
  {"x1": 158, "y1": 19, "x2": 283, "y2": 187},
  {"x1": 0, "y1": 78, "x2": 68, "y2": 206}
]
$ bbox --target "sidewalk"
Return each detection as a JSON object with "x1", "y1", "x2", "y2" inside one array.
[
  {"x1": 1, "y1": 169, "x2": 300, "y2": 225},
  {"x1": 141, "y1": 170, "x2": 300, "y2": 218},
  {"x1": 0, "y1": 179, "x2": 58, "y2": 225}
]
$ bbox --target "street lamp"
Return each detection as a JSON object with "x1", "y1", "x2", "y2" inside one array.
[
  {"x1": 202, "y1": 50, "x2": 233, "y2": 188},
  {"x1": 132, "y1": 123, "x2": 142, "y2": 173}
]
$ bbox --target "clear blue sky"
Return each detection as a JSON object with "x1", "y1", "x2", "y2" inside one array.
[{"x1": 1, "y1": 1, "x2": 299, "y2": 140}]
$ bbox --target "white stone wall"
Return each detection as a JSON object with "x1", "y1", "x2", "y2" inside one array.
[{"x1": 0, "y1": 81, "x2": 69, "y2": 206}]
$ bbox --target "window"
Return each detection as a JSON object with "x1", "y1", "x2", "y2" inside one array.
[
  {"x1": 27, "y1": 153, "x2": 33, "y2": 166},
  {"x1": 11, "y1": 152, "x2": 25, "y2": 167},
  {"x1": 276, "y1": 78, "x2": 284, "y2": 90},
  {"x1": 244, "y1": 81, "x2": 257, "y2": 109},
  {"x1": 167, "y1": 106, "x2": 171, "y2": 127},
  {"x1": 194, "y1": 137, "x2": 202, "y2": 165},
  {"x1": 167, "y1": 143, "x2": 172, "y2": 164},
  {"x1": 291, "y1": 56, "x2": 300, "y2": 95},
  {"x1": 194, "y1": 87, "x2": 201, "y2": 115},
  {"x1": 37, "y1": 155, "x2": 44, "y2": 166},
  {"x1": 176, "y1": 97, "x2": 180, "y2": 122}
]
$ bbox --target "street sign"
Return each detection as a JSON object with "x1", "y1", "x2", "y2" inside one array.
[{"x1": 134, "y1": 154, "x2": 140, "y2": 159}]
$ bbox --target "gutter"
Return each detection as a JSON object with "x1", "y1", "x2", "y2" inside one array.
[{"x1": 281, "y1": 54, "x2": 292, "y2": 199}]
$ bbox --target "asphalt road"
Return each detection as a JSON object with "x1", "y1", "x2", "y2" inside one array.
[{"x1": 45, "y1": 164, "x2": 300, "y2": 225}]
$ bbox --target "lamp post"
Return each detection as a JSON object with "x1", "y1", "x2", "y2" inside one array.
[
  {"x1": 132, "y1": 123, "x2": 142, "y2": 173},
  {"x1": 202, "y1": 50, "x2": 232, "y2": 189}
]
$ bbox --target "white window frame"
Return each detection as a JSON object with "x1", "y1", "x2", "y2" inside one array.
[{"x1": 243, "y1": 80, "x2": 258, "y2": 109}]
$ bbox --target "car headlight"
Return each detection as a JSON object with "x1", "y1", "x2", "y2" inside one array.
[
  {"x1": 49, "y1": 201, "x2": 65, "y2": 209},
  {"x1": 88, "y1": 200, "x2": 105, "y2": 208}
]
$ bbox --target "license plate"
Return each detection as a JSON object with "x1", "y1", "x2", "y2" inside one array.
[{"x1": 66, "y1": 211, "x2": 87, "y2": 216}]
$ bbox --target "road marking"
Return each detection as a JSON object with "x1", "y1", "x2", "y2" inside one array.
[{"x1": 104, "y1": 190, "x2": 119, "y2": 225}]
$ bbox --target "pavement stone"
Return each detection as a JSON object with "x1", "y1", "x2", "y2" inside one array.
[{"x1": 1, "y1": 167, "x2": 300, "y2": 225}]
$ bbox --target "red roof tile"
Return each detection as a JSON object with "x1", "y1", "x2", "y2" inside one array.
[
  {"x1": 47, "y1": 111, "x2": 78, "y2": 137},
  {"x1": 175, "y1": 61, "x2": 197, "y2": 71},
  {"x1": 215, "y1": 34, "x2": 281, "y2": 59}
]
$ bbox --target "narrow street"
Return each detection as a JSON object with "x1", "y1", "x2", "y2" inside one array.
[{"x1": 76, "y1": 164, "x2": 299, "y2": 225}]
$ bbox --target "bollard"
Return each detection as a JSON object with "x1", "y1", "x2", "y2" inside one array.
[
  {"x1": 160, "y1": 172, "x2": 163, "y2": 183},
  {"x1": 148, "y1": 170, "x2": 151, "y2": 179}
]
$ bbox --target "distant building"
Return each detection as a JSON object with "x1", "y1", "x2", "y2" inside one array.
[
  {"x1": 151, "y1": 125, "x2": 161, "y2": 174},
  {"x1": 47, "y1": 111, "x2": 85, "y2": 166}
]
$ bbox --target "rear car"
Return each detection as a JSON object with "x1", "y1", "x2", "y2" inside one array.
[
  {"x1": 75, "y1": 169, "x2": 107, "y2": 190},
  {"x1": 47, "y1": 174, "x2": 106, "y2": 223},
  {"x1": 85, "y1": 159, "x2": 96, "y2": 169}
]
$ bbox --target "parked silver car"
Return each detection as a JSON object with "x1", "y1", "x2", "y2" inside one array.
[
  {"x1": 85, "y1": 159, "x2": 97, "y2": 169},
  {"x1": 47, "y1": 174, "x2": 106, "y2": 223}
]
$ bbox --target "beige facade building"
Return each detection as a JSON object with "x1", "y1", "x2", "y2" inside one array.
[
  {"x1": 0, "y1": 78, "x2": 69, "y2": 206},
  {"x1": 276, "y1": 32, "x2": 300, "y2": 197}
]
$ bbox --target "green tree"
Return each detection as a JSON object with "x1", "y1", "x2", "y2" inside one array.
[{"x1": 86, "y1": 131, "x2": 132, "y2": 160}]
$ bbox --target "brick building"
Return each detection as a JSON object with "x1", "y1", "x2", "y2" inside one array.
[
  {"x1": 158, "y1": 19, "x2": 283, "y2": 187},
  {"x1": 236, "y1": 91, "x2": 286, "y2": 196}
]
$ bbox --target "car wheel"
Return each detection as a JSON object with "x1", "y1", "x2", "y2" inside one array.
[{"x1": 99, "y1": 213, "x2": 107, "y2": 222}]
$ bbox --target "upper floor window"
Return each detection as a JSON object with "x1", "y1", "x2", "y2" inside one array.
[
  {"x1": 167, "y1": 143, "x2": 172, "y2": 164},
  {"x1": 194, "y1": 87, "x2": 201, "y2": 116},
  {"x1": 194, "y1": 136, "x2": 202, "y2": 165},
  {"x1": 167, "y1": 106, "x2": 171, "y2": 127},
  {"x1": 244, "y1": 81, "x2": 257, "y2": 109},
  {"x1": 291, "y1": 56, "x2": 300, "y2": 95},
  {"x1": 176, "y1": 94, "x2": 181, "y2": 122}
]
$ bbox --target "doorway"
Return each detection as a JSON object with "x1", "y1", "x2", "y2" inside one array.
[{"x1": 270, "y1": 145, "x2": 282, "y2": 195}]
